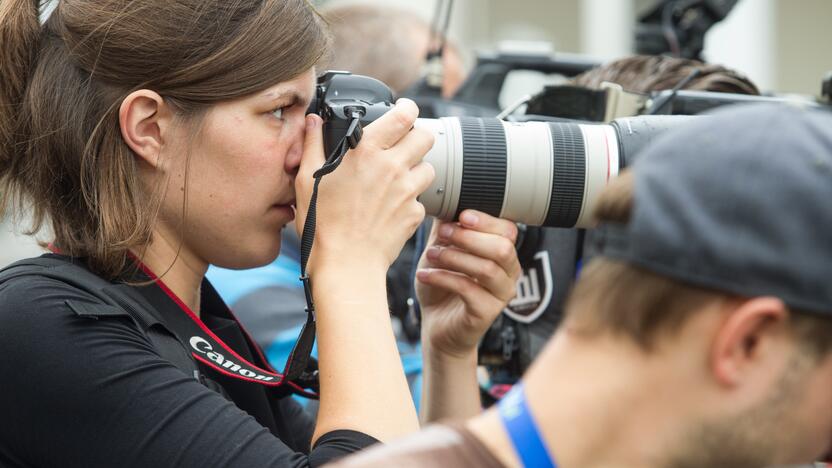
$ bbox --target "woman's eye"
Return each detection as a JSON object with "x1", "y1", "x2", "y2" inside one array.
[{"x1": 270, "y1": 107, "x2": 285, "y2": 120}]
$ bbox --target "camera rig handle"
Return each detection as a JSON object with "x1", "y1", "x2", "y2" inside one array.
[{"x1": 451, "y1": 52, "x2": 600, "y2": 114}]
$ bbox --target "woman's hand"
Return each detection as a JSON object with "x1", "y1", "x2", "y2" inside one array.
[
  {"x1": 295, "y1": 99, "x2": 435, "y2": 275},
  {"x1": 293, "y1": 100, "x2": 434, "y2": 441},
  {"x1": 416, "y1": 209, "x2": 521, "y2": 422},
  {"x1": 417, "y1": 210, "x2": 522, "y2": 358}
]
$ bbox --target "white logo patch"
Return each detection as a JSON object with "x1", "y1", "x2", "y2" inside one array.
[
  {"x1": 189, "y1": 336, "x2": 275, "y2": 381},
  {"x1": 502, "y1": 250, "x2": 553, "y2": 324}
]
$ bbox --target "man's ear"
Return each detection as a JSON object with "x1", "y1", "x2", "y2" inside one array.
[
  {"x1": 119, "y1": 90, "x2": 171, "y2": 169},
  {"x1": 710, "y1": 297, "x2": 790, "y2": 387}
]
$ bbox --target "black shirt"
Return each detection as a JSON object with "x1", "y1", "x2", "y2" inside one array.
[{"x1": 0, "y1": 255, "x2": 377, "y2": 467}]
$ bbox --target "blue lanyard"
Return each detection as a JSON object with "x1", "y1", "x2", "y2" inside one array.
[{"x1": 498, "y1": 383, "x2": 557, "y2": 468}]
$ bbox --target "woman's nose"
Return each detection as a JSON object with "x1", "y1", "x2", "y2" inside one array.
[{"x1": 284, "y1": 133, "x2": 304, "y2": 175}]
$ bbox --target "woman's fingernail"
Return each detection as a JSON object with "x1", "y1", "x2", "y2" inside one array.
[
  {"x1": 306, "y1": 115, "x2": 317, "y2": 130},
  {"x1": 426, "y1": 246, "x2": 441, "y2": 260},
  {"x1": 438, "y1": 224, "x2": 454, "y2": 239},
  {"x1": 416, "y1": 269, "x2": 431, "y2": 281},
  {"x1": 460, "y1": 211, "x2": 478, "y2": 227}
]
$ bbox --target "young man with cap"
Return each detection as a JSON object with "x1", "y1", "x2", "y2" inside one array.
[{"x1": 326, "y1": 104, "x2": 832, "y2": 468}]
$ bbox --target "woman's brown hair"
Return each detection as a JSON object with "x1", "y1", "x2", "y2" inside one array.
[
  {"x1": 571, "y1": 54, "x2": 760, "y2": 96},
  {"x1": 0, "y1": 0, "x2": 329, "y2": 278}
]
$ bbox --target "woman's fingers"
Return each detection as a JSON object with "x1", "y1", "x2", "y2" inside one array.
[
  {"x1": 456, "y1": 209, "x2": 518, "y2": 242},
  {"x1": 424, "y1": 245, "x2": 517, "y2": 302},
  {"x1": 362, "y1": 98, "x2": 420, "y2": 150},
  {"x1": 299, "y1": 114, "x2": 325, "y2": 183},
  {"x1": 296, "y1": 100, "x2": 436, "y2": 270},
  {"x1": 392, "y1": 125, "x2": 435, "y2": 168},
  {"x1": 416, "y1": 269, "x2": 502, "y2": 320},
  {"x1": 409, "y1": 161, "x2": 436, "y2": 197},
  {"x1": 434, "y1": 220, "x2": 522, "y2": 281},
  {"x1": 294, "y1": 114, "x2": 326, "y2": 237}
]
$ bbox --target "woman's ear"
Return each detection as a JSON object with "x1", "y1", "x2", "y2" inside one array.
[{"x1": 119, "y1": 90, "x2": 172, "y2": 169}]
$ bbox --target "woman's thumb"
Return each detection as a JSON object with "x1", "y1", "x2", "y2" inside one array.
[
  {"x1": 294, "y1": 114, "x2": 325, "y2": 243},
  {"x1": 301, "y1": 114, "x2": 325, "y2": 175}
]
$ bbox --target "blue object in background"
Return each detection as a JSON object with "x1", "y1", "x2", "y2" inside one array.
[
  {"x1": 207, "y1": 253, "x2": 423, "y2": 410},
  {"x1": 207, "y1": 254, "x2": 302, "y2": 305}
]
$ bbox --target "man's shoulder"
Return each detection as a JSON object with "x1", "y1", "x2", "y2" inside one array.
[{"x1": 327, "y1": 424, "x2": 505, "y2": 468}]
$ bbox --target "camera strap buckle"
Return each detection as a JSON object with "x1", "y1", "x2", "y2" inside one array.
[
  {"x1": 300, "y1": 274, "x2": 314, "y2": 313},
  {"x1": 345, "y1": 114, "x2": 363, "y2": 149}
]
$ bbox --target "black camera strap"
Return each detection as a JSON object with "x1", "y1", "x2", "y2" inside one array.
[
  {"x1": 0, "y1": 255, "x2": 319, "y2": 398},
  {"x1": 288, "y1": 114, "x2": 364, "y2": 391},
  {"x1": 131, "y1": 261, "x2": 320, "y2": 397}
]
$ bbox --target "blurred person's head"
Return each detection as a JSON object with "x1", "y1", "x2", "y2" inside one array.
[
  {"x1": 0, "y1": 0, "x2": 329, "y2": 278},
  {"x1": 322, "y1": 4, "x2": 465, "y2": 99},
  {"x1": 571, "y1": 54, "x2": 759, "y2": 95},
  {"x1": 548, "y1": 105, "x2": 832, "y2": 466}
]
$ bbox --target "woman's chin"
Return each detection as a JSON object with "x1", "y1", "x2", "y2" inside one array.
[{"x1": 209, "y1": 239, "x2": 282, "y2": 270}]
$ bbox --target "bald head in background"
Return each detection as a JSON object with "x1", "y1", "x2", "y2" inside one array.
[{"x1": 322, "y1": 4, "x2": 466, "y2": 98}]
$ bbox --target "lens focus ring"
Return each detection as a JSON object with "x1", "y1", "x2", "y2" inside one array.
[
  {"x1": 545, "y1": 122, "x2": 586, "y2": 227},
  {"x1": 456, "y1": 117, "x2": 507, "y2": 219}
]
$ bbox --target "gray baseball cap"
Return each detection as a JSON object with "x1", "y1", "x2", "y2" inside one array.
[{"x1": 593, "y1": 104, "x2": 832, "y2": 315}]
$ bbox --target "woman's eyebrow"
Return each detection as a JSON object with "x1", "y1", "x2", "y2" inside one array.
[{"x1": 260, "y1": 89, "x2": 306, "y2": 106}]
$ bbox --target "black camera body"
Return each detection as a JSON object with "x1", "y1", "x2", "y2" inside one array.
[{"x1": 308, "y1": 71, "x2": 394, "y2": 158}]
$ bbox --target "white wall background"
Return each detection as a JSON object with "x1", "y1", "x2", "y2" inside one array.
[
  {"x1": 703, "y1": 0, "x2": 776, "y2": 92},
  {"x1": 320, "y1": 0, "x2": 831, "y2": 97},
  {"x1": 0, "y1": 217, "x2": 45, "y2": 267}
]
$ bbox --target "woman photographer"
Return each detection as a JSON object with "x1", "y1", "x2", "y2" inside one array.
[{"x1": 0, "y1": 1, "x2": 521, "y2": 467}]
